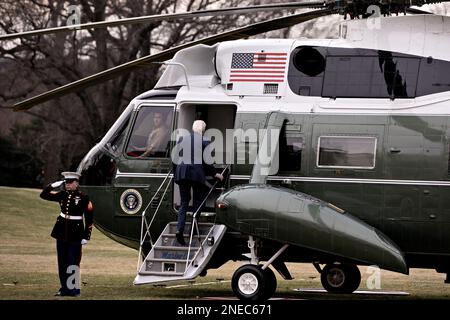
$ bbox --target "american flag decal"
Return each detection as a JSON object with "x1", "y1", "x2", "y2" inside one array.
[{"x1": 230, "y1": 52, "x2": 287, "y2": 83}]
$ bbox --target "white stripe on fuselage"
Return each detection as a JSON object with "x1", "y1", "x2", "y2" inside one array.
[{"x1": 115, "y1": 170, "x2": 450, "y2": 187}]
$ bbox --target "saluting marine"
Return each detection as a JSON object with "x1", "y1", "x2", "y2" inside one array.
[{"x1": 40, "y1": 172, "x2": 93, "y2": 297}]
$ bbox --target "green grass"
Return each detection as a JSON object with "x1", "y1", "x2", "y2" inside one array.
[{"x1": 1, "y1": 186, "x2": 450, "y2": 300}]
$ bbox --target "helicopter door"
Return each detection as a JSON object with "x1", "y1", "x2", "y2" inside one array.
[
  {"x1": 383, "y1": 117, "x2": 447, "y2": 253},
  {"x1": 267, "y1": 117, "x2": 306, "y2": 190},
  {"x1": 172, "y1": 103, "x2": 236, "y2": 216}
]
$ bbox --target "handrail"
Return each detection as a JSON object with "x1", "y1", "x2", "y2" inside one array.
[
  {"x1": 184, "y1": 165, "x2": 230, "y2": 273},
  {"x1": 137, "y1": 170, "x2": 173, "y2": 272}
]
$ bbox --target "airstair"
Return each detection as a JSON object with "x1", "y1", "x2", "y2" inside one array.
[{"x1": 134, "y1": 167, "x2": 228, "y2": 285}]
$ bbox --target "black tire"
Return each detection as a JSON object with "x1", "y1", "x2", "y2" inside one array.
[
  {"x1": 345, "y1": 264, "x2": 362, "y2": 293},
  {"x1": 320, "y1": 263, "x2": 361, "y2": 294},
  {"x1": 232, "y1": 264, "x2": 267, "y2": 301},
  {"x1": 262, "y1": 267, "x2": 277, "y2": 300}
]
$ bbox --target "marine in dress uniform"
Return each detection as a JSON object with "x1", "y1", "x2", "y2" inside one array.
[{"x1": 40, "y1": 172, "x2": 93, "y2": 296}]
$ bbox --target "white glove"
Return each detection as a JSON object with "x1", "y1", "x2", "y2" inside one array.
[
  {"x1": 81, "y1": 239, "x2": 88, "y2": 245},
  {"x1": 51, "y1": 180, "x2": 64, "y2": 188}
]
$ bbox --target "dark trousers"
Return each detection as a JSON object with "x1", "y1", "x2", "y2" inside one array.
[
  {"x1": 177, "y1": 180, "x2": 208, "y2": 233},
  {"x1": 56, "y1": 240, "x2": 82, "y2": 295}
]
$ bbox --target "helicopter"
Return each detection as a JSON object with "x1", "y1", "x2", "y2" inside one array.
[{"x1": 3, "y1": 0, "x2": 450, "y2": 300}]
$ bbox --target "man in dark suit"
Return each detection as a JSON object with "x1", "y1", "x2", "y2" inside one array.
[
  {"x1": 40, "y1": 172, "x2": 93, "y2": 296},
  {"x1": 173, "y1": 120, "x2": 223, "y2": 245}
]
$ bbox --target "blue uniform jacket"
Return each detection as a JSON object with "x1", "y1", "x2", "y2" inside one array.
[{"x1": 173, "y1": 133, "x2": 217, "y2": 184}]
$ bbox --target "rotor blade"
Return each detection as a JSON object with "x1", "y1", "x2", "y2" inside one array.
[
  {"x1": 0, "y1": 1, "x2": 328, "y2": 41},
  {"x1": 12, "y1": 8, "x2": 335, "y2": 111},
  {"x1": 406, "y1": 7, "x2": 433, "y2": 14}
]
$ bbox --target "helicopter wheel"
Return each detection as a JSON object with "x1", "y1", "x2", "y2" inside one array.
[
  {"x1": 262, "y1": 266, "x2": 277, "y2": 300},
  {"x1": 232, "y1": 264, "x2": 272, "y2": 301},
  {"x1": 320, "y1": 263, "x2": 361, "y2": 294}
]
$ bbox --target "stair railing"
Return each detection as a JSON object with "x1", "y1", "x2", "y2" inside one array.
[
  {"x1": 184, "y1": 165, "x2": 230, "y2": 274},
  {"x1": 137, "y1": 170, "x2": 173, "y2": 272}
]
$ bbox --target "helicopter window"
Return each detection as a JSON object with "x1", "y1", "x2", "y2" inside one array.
[
  {"x1": 288, "y1": 46, "x2": 326, "y2": 96},
  {"x1": 288, "y1": 47, "x2": 432, "y2": 98},
  {"x1": 322, "y1": 54, "x2": 419, "y2": 98},
  {"x1": 293, "y1": 47, "x2": 326, "y2": 77},
  {"x1": 106, "y1": 113, "x2": 131, "y2": 156},
  {"x1": 279, "y1": 127, "x2": 303, "y2": 172},
  {"x1": 125, "y1": 106, "x2": 173, "y2": 158},
  {"x1": 317, "y1": 136, "x2": 377, "y2": 169},
  {"x1": 416, "y1": 58, "x2": 450, "y2": 96}
]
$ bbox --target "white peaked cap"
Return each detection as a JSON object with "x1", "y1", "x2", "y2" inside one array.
[{"x1": 61, "y1": 172, "x2": 81, "y2": 181}]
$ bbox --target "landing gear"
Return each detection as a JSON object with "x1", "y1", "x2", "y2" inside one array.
[
  {"x1": 231, "y1": 264, "x2": 277, "y2": 301},
  {"x1": 231, "y1": 237, "x2": 287, "y2": 300},
  {"x1": 320, "y1": 263, "x2": 361, "y2": 293}
]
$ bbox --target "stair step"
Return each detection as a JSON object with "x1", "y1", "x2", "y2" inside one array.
[
  {"x1": 168, "y1": 223, "x2": 214, "y2": 235},
  {"x1": 143, "y1": 258, "x2": 189, "y2": 273},
  {"x1": 135, "y1": 224, "x2": 227, "y2": 285},
  {"x1": 139, "y1": 271, "x2": 185, "y2": 276},
  {"x1": 168, "y1": 222, "x2": 214, "y2": 227},
  {"x1": 154, "y1": 245, "x2": 200, "y2": 251},
  {"x1": 162, "y1": 234, "x2": 207, "y2": 239},
  {"x1": 147, "y1": 258, "x2": 189, "y2": 263},
  {"x1": 153, "y1": 246, "x2": 199, "y2": 260},
  {"x1": 158, "y1": 235, "x2": 204, "y2": 248}
]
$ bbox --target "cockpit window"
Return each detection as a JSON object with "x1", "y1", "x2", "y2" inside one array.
[
  {"x1": 105, "y1": 113, "x2": 131, "y2": 156},
  {"x1": 125, "y1": 106, "x2": 174, "y2": 158},
  {"x1": 78, "y1": 103, "x2": 134, "y2": 186}
]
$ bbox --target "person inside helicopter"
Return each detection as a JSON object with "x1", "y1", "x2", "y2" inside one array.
[
  {"x1": 126, "y1": 109, "x2": 171, "y2": 158},
  {"x1": 140, "y1": 111, "x2": 170, "y2": 157}
]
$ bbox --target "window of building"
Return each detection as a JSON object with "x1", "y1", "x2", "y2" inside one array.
[
  {"x1": 317, "y1": 136, "x2": 377, "y2": 169},
  {"x1": 125, "y1": 106, "x2": 174, "y2": 158}
]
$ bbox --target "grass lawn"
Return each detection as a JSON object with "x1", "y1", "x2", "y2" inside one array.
[{"x1": 0, "y1": 186, "x2": 449, "y2": 300}]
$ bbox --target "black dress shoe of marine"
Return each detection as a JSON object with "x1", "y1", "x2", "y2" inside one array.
[
  {"x1": 55, "y1": 289, "x2": 80, "y2": 297},
  {"x1": 176, "y1": 231, "x2": 186, "y2": 245}
]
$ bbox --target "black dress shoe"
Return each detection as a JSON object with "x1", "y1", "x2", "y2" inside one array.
[
  {"x1": 54, "y1": 289, "x2": 80, "y2": 297},
  {"x1": 176, "y1": 231, "x2": 186, "y2": 245}
]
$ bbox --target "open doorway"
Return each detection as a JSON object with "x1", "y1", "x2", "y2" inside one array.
[{"x1": 173, "y1": 103, "x2": 237, "y2": 214}]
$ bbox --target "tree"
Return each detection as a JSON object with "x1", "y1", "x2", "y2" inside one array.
[{"x1": 0, "y1": 0, "x2": 270, "y2": 185}]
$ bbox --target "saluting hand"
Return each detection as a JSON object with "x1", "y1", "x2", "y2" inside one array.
[{"x1": 51, "y1": 180, "x2": 64, "y2": 188}]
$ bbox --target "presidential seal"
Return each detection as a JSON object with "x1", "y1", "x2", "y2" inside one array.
[{"x1": 120, "y1": 189, "x2": 143, "y2": 215}]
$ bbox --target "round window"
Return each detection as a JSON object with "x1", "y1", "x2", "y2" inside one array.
[{"x1": 293, "y1": 47, "x2": 325, "y2": 77}]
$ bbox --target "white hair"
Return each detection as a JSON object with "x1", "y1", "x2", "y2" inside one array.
[{"x1": 192, "y1": 120, "x2": 206, "y2": 134}]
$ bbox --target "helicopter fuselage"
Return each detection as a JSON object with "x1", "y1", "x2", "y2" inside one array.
[{"x1": 77, "y1": 14, "x2": 450, "y2": 276}]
